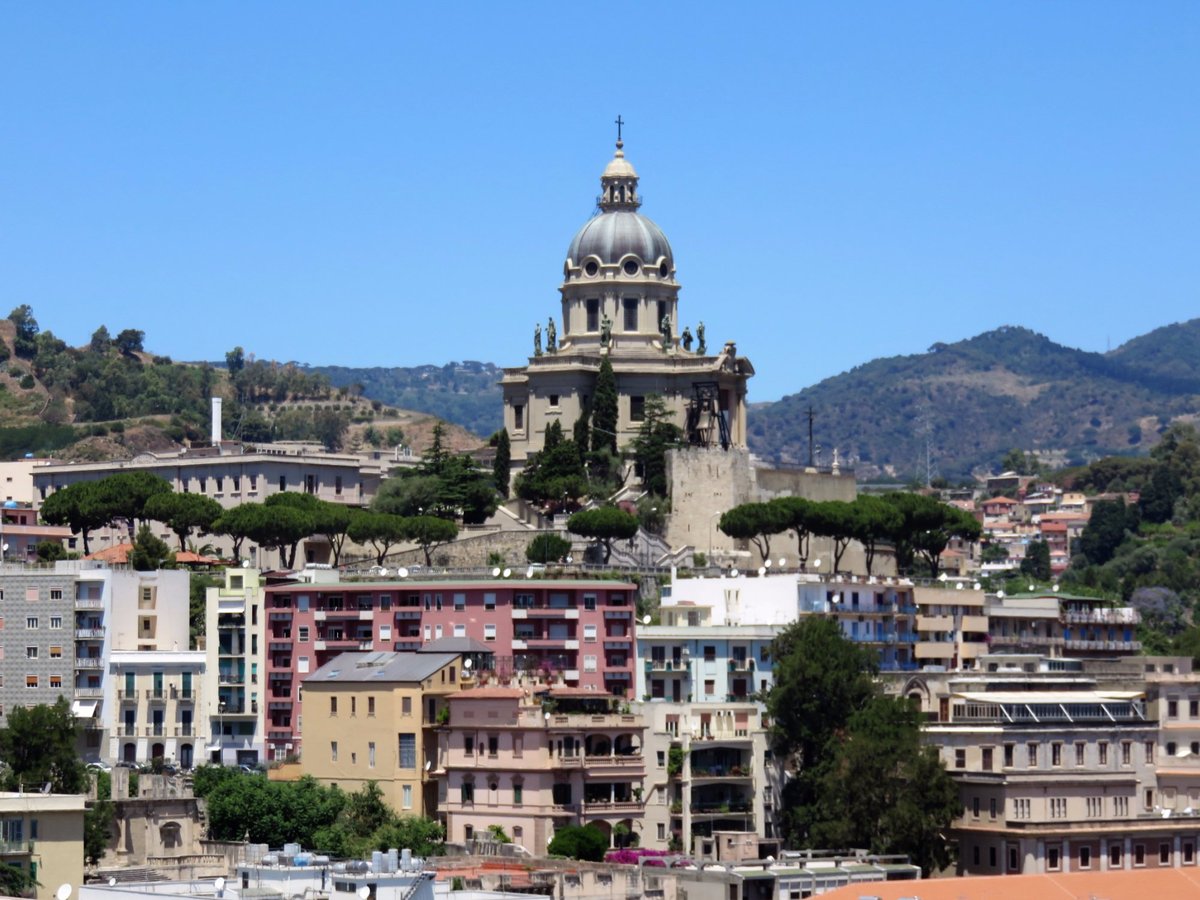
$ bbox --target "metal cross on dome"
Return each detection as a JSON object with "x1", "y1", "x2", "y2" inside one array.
[{"x1": 615, "y1": 115, "x2": 624, "y2": 142}]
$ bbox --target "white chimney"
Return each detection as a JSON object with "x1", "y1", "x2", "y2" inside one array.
[{"x1": 211, "y1": 397, "x2": 222, "y2": 445}]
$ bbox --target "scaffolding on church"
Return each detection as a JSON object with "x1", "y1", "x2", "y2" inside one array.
[{"x1": 684, "y1": 381, "x2": 731, "y2": 450}]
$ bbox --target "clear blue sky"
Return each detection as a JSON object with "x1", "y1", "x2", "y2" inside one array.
[{"x1": 3, "y1": 4, "x2": 1198, "y2": 403}]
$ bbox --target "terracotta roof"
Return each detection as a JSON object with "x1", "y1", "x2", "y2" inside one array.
[
  {"x1": 820, "y1": 867, "x2": 1200, "y2": 899},
  {"x1": 985, "y1": 496, "x2": 1017, "y2": 505},
  {"x1": 84, "y1": 542, "x2": 133, "y2": 563},
  {"x1": 1040, "y1": 521, "x2": 1068, "y2": 532},
  {"x1": 446, "y1": 687, "x2": 526, "y2": 701},
  {"x1": 545, "y1": 686, "x2": 609, "y2": 697}
]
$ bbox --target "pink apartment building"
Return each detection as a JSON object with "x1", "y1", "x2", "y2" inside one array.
[
  {"x1": 437, "y1": 685, "x2": 646, "y2": 855},
  {"x1": 263, "y1": 579, "x2": 638, "y2": 760}
]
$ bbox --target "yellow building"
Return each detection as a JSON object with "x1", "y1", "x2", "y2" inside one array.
[
  {"x1": 301, "y1": 650, "x2": 465, "y2": 816},
  {"x1": 0, "y1": 792, "x2": 85, "y2": 899}
]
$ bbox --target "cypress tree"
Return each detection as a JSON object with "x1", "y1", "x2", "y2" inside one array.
[
  {"x1": 492, "y1": 429, "x2": 511, "y2": 499},
  {"x1": 591, "y1": 356, "x2": 618, "y2": 455}
]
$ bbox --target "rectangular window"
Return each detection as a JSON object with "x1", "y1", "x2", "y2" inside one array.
[
  {"x1": 1111, "y1": 845, "x2": 1122, "y2": 867},
  {"x1": 1080, "y1": 846, "x2": 1092, "y2": 869},
  {"x1": 454, "y1": 593, "x2": 466, "y2": 612},
  {"x1": 1145, "y1": 788, "x2": 1155, "y2": 810},
  {"x1": 1145, "y1": 740, "x2": 1155, "y2": 763},
  {"x1": 48, "y1": 646, "x2": 61, "y2": 659},
  {"x1": 583, "y1": 624, "x2": 597, "y2": 642},
  {"x1": 401, "y1": 696, "x2": 411, "y2": 716},
  {"x1": 513, "y1": 404, "x2": 525, "y2": 431},
  {"x1": 487, "y1": 735, "x2": 498, "y2": 757},
  {"x1": 1098, "y1": 741, "x2": 1108, "y2": 765},
  {"x1": 298, "y1": 626, "x2": 309, "y2": 642},
  {"x1": 483, "y1": 624, "x2": 496, "y2": 642},
  {"x1": 513, "y1": 782, "x2": 523, "y2": 806},
  {"x1": 1051, "y1": 742, "x2": 1062, "y2": 766},
  {"x1": 623, "y1": 297, "x2": 638, "y2": 331},
  {"x1": 331, "y1": 741, "x2": 338, "y2": 762},
  {"x1": 49, "y1": 616, "x2": 61, "y2": 629},
  {"x1": 584, "y1": 594, "x2": 596, "y2": 610},
  {"x1": 630, "y1": 396, "x2": 645, "y2": 422},
  {"x1": 464, "y1": 736, "x2": 474, "y2": 756},
  {"x1": 350, "y1": 697, "x2": 357, "y2": 717},
  {"x1": 398, "y1": 734, "x2": 416, "y2": 768},
  {"x1": 368, "y1": 742, "x2": 376, "y2": 768},
  {"x1": 955, "y1": 749, "x2": 966, "y2": 769},
  {"x1": 330, "y1": 697, "x2": 338, "y2": 716},
  {"x1": 461, "y1": 781, "x2": 474, "y2": 804},
  {"x1": 484, "y1": 593, "x2": 496, "y2": 610},
  {"x1": 1161, "y1": 843, "x2": 1171, "y2": 865},
  {"x1": 1003, "y1": 743, "x2": 1014, "y2": 767},
  {"x1": 25, "y1": 647, "x2": 36, "y2": 659},
  {"x1": 25, "y1": 617, "x2": 37, "y2": 629},
  {"x1": 1026, "y1": 742, "x2": 1038, "y2": 767},
  {"x1": 368, "y1": 696, "x2": 376, "y2": 717},
  {"x1": 1122, "y1": 741, "x2": 1132, "y2": 765},
  {"x1": 586, "y1": 298, "x2": 599, "y2": 331},
  {"x1": 1076, "y1": 742, "x2": 1086, "y2": 765},
  {"x1": 1047, "y1": 846, "x2": 1060, "y2": 871},
  {"x1": 1135, "y1": 844, "x2": 1146, "y2": 867},
  {"x1": 982, "y1": 747, "x2": 993, "y2": 771},
  {"x1": 25, "y1": 676, "x2": 37, "y2": 688},
  {"x1": 1185, "y1": 842, "x2": 1195, "y2": 864},
  {"x1": 1169, "y1": 699, "x2": 1179, "y2": 718},
  {"x1": 402, "y1": 784, "x2": 412, "y2": 809}
]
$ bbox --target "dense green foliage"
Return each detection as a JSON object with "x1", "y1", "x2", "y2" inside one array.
[
  {"x1": 374, "y1": 424, "x2": 497, "y2": 524},
  {"x1": 767, "y1": 619, "x2": 958, "y2": 873},
  {"x1": 130, "y1": 523, "x2": 175, "y2": 570},
  {"x1": 631, "y1": 395, "x2": 682, "y2": 497},
  {"x1": 144, "y1": 492, "x2": 223, "y2": 550},
  {"x1": 492, "y1": 428, "x2": 511, "y2": 499},
  {"x1": 547, "y1": 824, "x2": 609, "y2": 861},
  {"x1": 526, "y1": 532, "x2": 572, "y2": 563},
  {"x1": 0, "y1": 698, "x2": 87, "y2": 793},
  {"x1": 590, "y1": 357, "x2": 618, "y2": 456},
  {"x1": 193, "y1": 769, "x2": 444, "y2": 855},
  {"x1": 1062, "y1": 425, "x2": 1200, "y2": 659},
  {"x1": 567, "y1": 507, "x2": 638, "y2": 563}
]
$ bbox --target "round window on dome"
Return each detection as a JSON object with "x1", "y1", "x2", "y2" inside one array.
[
  {"x1": 659, "y1": 261, "x2": 669, "y2": 278},
  {"x1": 585, "y1": 261, "x2": 599, "y2": 277},
  {"x1": 623, "y1": 260, "x2": 640, "y2": 276}
]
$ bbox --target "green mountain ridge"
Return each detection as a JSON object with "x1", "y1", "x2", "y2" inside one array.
[{"x1": 746, "y1": 322, "x2": 1200, "y2": 481}]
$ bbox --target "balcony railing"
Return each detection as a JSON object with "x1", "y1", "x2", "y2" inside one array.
[
  {"x1": 75, "y1": 658, "x2": 103, "y2": 669},
  {"x1": 175, "y1": 726, "x2": 194, "y2": 737},
  {"x1": 0, "y1": 839, "x2": 33, "y2": 855},
  {"x1": 145, "y1": 689, "x2": 167, "y2": 701},
  {"x1": 75, "y1": 627, "x2": 105, "y2": 639}
]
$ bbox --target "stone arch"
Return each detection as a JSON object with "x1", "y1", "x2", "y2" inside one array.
[
  {"x1": 586, "y1": 735, "x2": 612, "y2": 757},
  {"x1": 160, "y1": 821, "x2": 182, "y2": 850}
]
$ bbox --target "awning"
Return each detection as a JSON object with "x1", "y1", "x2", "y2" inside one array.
[{"x1": 71, "y1": 700, "x2": 98, "y2": 718}]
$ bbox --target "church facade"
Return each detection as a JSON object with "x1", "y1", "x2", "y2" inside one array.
[{"x1": 500, "y1": 139, "x2": 754, "y2": 468}]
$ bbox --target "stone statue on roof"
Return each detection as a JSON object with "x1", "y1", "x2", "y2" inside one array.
[
  {"x1": 547, "y1": 317, "x2": 557, "y2": 353},
  {"x1": 696, "y1": 321, "x2": 706, "y2": 354},
  {"x1": 534, "y1": 323, "x2": 542, "y2": 357}
]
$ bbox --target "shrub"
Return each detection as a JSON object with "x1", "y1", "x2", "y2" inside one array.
[{"x1": 547, "y1": 824, "x2": 608, "y2": 861}]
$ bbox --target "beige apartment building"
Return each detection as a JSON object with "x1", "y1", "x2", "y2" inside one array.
[
  {"x1": 110, "y1": 650, "x2": 205, "y2": 767},
  {"x1": 0, "y1": 791, "x2": 85, "y2": 899},
  {"x1": 301, "y1": 651, "x2": 464, "y2": 815},
  {"x1": 437, "y1": 685, "x2": 646, "y2": 855}
]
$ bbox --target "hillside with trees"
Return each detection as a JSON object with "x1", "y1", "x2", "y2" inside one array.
[{"x1": 746, "y1": 322, "x2": 1200, "y2": 482}]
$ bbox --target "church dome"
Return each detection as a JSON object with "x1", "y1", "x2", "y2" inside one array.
[{"x1": 566, "y1": 211, "x2": 674, "y2": 269}]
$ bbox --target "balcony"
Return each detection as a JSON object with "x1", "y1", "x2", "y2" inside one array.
[
  {"x1": 1063, "y1": 609, "x2": 1138, "y2": 626},
  {"x1": 582, "y1": 800, "x2": 642, "y2": 815},
  {"x1": 728, "y1": 659, "x2": 754, "y2": 674},
  {"x1": 0, "y1": 839, "x2": 33, "y2": 855},
  {"x1": 268, "y1": 610, "x2": 293, "y2": 620},
  {"x1": 646, "y1": 659, "x2": 689, "y2": 675},
  {"x1": 218, "y1": 673, "x2": 245, "y2": 685},
  {"x1": 145, "y1": 689, "x2": 167, "y2": 702},
  {"x1": 690, "y1": 801, "x2": 753, "y2": 815},
  {"x1": 1062, "y1": 638, "x2": 1142, "y2": 652},
  {"x1": 175, "y1": 725, "x2": 194, "y2": 737},
  {"x1": 916, "y1": 615, "x2": 953, "y2": 632},
  {"x1": 961, "y1": 615, "x2": 989, "y2": 633},
  {"x1": 172, "y1": 687, "x2": 195, "y2": 701},
  {"x1": 690, "y1": 765, "x2": 753, "y2": 781},
  {"x1": 74, "y1": 686, "x2": 103, "y2": 699},
  {"x1": 117, "y1": 689, "x2": 138, "y2": 701},
  {"x1": 75, "y1": 627, "x2": 105, "y2": 639},
  {"x1": 75, "y1": 598, "x2": 104, "y2": 610},
  {"x1": 75, "y1": 657, "x2": 103, "y2": 669}
]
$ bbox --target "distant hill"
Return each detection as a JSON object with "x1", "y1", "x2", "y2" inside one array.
[
  {"x1": 745, "y1": 323, "x2": 1200, "y2": 481},
  {"x1": 308, "y1": 362, "x2": 504, "y2": 439}
]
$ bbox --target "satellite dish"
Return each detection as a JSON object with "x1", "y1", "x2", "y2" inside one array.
[
  {"x1": 565, "y1": 555, "x2": 573, "y2": 564},
  {"x1": 1052, "y1": 584, "x2": 1061, "y2": 592},
  {"x1": 526, "y1": 567, "x2": 534, "y2": 578},
  {"x1": 241, "y1": 560, "x2": 250, "y2": 569},
  {"x1": 642, "y1": 615, "x2": 651, "y2": 625},
  {"x1": 812, "y1": 559, "x2": 822, "y2": 569},
  {"x1": 397, "y1": 567, "x2": 409, "y2": 578},
  {"x1": 55, "y1": 886, "x2": 72, "y2": 900},
  {"x1": 831, "y1": 593, "x2": 841, "y2": 605},
  {"x1": 424, "y1": 759, "x2": 432, "y2": 771},
  {"x1": 358, "y1": 887, "x2": 371, "y2": 900},
  {"x1": 973, "y1": 582, "x2": 981, "y2": 591},
  {"x1": 763, "y1": 559, "x2": 772, "y2": 568},
  {"x1": 778, "y1": 558, "x2": 786, "y2": 568},
  {"x1": 729, "y1": 568, "x2": 739, "y2": 577},
  {"x1": 1028, "y1": 584, "x2": 1036, "y2": 592},
  {"x1": 757, "y1": 567, "x2": 766, "y2": 577},
  {"x1": 109, "y1": 878, "x2": 117, "y2": 886},
  {"x1": 997, "y1": 590, "x2": 1006, "y2": 599},
  {"x1": 214, "y1": 878, "x2": 226, "y2": 893},
  {"x1": 491, "y1": 567, "x2": 501, "y2": 577},
  {"x1": 502, "y1": 568, "x2": 512, "y2": 578},
  {"x1": 463, "y1": 657, "x2": 472, "y2": 669},
  {"x1": 937, "y1": 573, "x2": 948, "y2": 583},
  {"x1": 955, "y1": 582, "x2": 963, "y2": 591},
  {"x1": 379, "y1": 568, "x2": 389, "y2": 577}
]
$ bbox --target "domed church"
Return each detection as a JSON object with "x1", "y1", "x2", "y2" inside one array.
[{"x1": 500, "y1": 135, "x2": 754, "y2": 470}]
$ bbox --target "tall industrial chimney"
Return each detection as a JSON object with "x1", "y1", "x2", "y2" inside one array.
[{"x1": 211, "y1": 397, "x2": 222, "y2": 445}]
